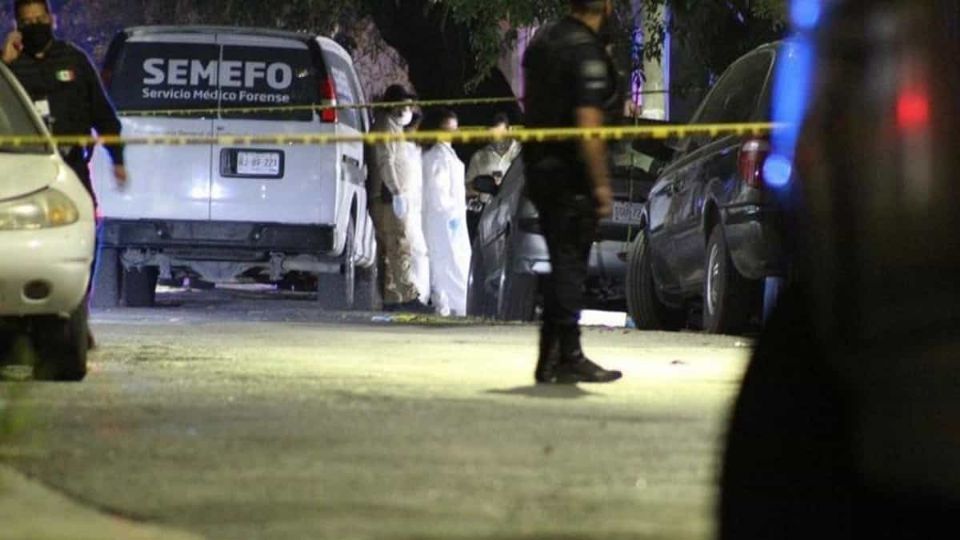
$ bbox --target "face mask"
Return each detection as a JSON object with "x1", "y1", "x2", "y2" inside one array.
[
  {"x1": 493, "y1": 141, "x2": 513, "y2": 155},
  {"x1": 20, "y1": 22, "x2": 53, "y2": 55},
  {"x1": 398, "y1": 109, "x2": 414, "y2": 127}
]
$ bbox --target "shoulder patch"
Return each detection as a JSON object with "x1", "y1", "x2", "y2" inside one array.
[{"x1": 582, "y1": 60, "x2": 608, "y2": 79}]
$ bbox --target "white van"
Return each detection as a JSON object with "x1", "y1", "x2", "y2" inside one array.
[{"x1": 90, "y1": 26, "x2": 377, "y2": 309}]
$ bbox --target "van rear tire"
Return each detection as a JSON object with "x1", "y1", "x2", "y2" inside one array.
[
  {"x1": 123, "y1": 267, "x2": 159, "y2": 308},
  {"x1": 91, "y1": 247, "x2": 121, "y2": 308},
  {"x1": 317, "y1": 217, "x2": 357, "y2": 311}
]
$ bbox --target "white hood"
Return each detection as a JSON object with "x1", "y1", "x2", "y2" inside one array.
[{"x1": 0, "y1": 154, "x2": 59, "y2": 201}]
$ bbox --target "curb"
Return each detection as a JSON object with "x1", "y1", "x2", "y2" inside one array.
[{"x1": 0, "y1": 465, "x2": 204, "y2": 540}]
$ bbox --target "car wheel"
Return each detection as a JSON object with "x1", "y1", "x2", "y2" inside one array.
[
  {"x1": 467, "y1": 237, "x2": 496, "y2": 318},
  {"x1": 90, "y1": 247, "x2": 121, "y2": 308},
  {"x1": 32, "y1": 304, "x2": 88, "y2": 382},
  {"x1": 703, "y1": 225, "x2": 761, "y2": 334},
  {"x1": 626, "y1": 230, "x2": 685, "y2": 330},
  {"x1": 317, "y1": 216, "x2": 357, "y2": 310},
  {"x1": 496, "y1": 236, "x2": 539, "y2": 322},
  {"x1": 354, "y1": 263, "x2": 381, "y2": 311},
  {"x1": 123, "y1": 266, "x2": 159, "y2": 308}
]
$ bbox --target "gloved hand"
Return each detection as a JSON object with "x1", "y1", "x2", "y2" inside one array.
[
  {"x1": 448, "y1": 218, "x2": 461, "y2": 234},
  {"x1": 392, "y1": 194, "x2": 408, "y2": 220}
]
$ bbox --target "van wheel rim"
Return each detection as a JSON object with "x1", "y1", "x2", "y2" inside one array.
[{"x1": 707, "y1": 243, "x2": 721, "y2": 316}]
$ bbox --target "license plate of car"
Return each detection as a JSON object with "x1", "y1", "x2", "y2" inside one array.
[
  {"x1": 612, "y1": 201, "x2": 644, "y2": 225},
  {"x1": 236, "y1": 151, "x2": 281, "y2": 176}
]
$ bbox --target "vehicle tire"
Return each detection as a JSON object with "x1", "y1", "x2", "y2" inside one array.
[
  {"x1": 703, "y1": 225, "x2": 761, "y2": 335},
  {"x1": 626, "y1": 230, "x2": 685, "y2": 330},
  {"x1": 497, "y1": 270, "x2": 538, "y2": 322},
  {"x1": 123, "y1": 266, "x2": 159, "y2": 308},
  {"x1": 32, "y1": 304, "x2": 88, "y2": 382},
  {"x1": 317, "y1": 216, "x2": 356, "y2": 310},
  {"x1": 496, "y1": 234, "x2": 538, "y2": 322},
  {"x1": 90, "y1": 247, "x2": 121, "y2": 308},
  {"x1": 466, "y1": 237, "x2": 496, "y2": 318},
  {"x1": 354, "y1": 263, "x2": 381, "y2": 311}
]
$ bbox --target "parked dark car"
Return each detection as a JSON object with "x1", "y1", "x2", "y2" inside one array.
[
  {"x1": 625, "y1": 42, "x2": 787, "y2": 334},
  {"x1": 467, "y1": 131, "x2": 670, "y2": 321}
]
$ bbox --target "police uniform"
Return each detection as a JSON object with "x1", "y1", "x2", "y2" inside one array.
[
  {"x1": 9, "y1": 40, "x2": 124, "y2": 201},
  {"x1": 523, "y1": 15, "x2": 621, "y2": 383}
]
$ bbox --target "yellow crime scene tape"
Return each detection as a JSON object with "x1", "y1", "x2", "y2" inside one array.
[
  {"x1": 114, "y1": 89, "x2": 676, "y2": 118},
  {"x1": 117, "y1": 96, "x2": 521, "y2": 118},
  {"x1": 0, "y1": 123, "x2": 780, "y2": 148}
]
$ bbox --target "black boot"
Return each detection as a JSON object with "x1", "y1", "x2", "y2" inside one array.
[
  {"x1": 555, "y1": 327, "x2": 622, "y2": 384},
  {"x1": 534, "y1": 324, "x2": 560, "y2": 383}
]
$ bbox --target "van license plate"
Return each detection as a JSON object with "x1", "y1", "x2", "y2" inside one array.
[
  {"x1": 612, "y1": 202, "x2": 644, "y2": 225},
  {"x1": 237, "y1": 151, "x2": 281, "y2": 176}
]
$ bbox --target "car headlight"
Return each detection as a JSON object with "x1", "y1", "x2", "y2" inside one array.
[{"x1": 0, "y1": 189, "x2": 80, "y2": 231}]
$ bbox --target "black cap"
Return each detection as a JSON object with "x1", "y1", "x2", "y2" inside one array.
[{"x1": 382, "y1": 84, "x2": 417, "y2": 103}]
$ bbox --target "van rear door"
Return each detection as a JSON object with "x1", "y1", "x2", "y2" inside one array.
[
  {"x1": 95, "y1": 32, "x2": 217, "y2": 221},
  {"x1": 209, "y1": 35, "x2": 336, "y2": 226}
]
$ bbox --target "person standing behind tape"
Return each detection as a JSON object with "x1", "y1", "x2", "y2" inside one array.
[
  {"x1": 522, "y1": 0, "x2": 622, "y2": 384},
  {"x1": 402, "y1": 111, "x2": 430, "y2": 305},
  {"x1": 3, "y1": 0, "x2": 127, "y2": 349},
  {"x1": 367, "y1": 84, "x2": 431, "y2": 313},
  {"x1": 2, "y1": 0, "x2": 127, "y2": 201},
  {"x1": 422, "y1": 109, "x2": 471, "y2": 317},
  {"x1": 465, "y1": 112, "x2": 522, "y2": 243}
]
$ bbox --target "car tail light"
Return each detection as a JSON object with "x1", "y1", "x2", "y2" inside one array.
[
  {"x1": 318, "y1": 78, "x2": 338, "y2": 123},
  {"x1": 897, "y1": 86, "x2": 930, "y2": 134},
  {"x1": 738, "y1": 138, "x2": 771, "y2": 189}
]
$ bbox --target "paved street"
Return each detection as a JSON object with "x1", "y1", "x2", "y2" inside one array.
[{"x1": 0, "y1": 288, "x2": 751, "y2": 540}]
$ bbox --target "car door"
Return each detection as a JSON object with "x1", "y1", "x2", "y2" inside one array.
[
  {"x1": 669, "y1": 50, "x2": 776, "y2": 290},
  {"x1": 646, "y1": 153, "x2": 696, "y2": 293},
  {"x1": 209, "y1": 34, "x2": 328, "y2": 225},
  {"x1": 94, "y1": 32, "x2": 218, "y2": 221},
  {"x1": 479, "y1": 157, "x2": 526, "y2": 279}
]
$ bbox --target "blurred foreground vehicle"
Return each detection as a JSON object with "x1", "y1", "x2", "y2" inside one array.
[
  {"x1": 721, "y1": 1, "x2": 960, "y2": 538},
  {"x1": 625, "y1": 42, "x2": 791, "y2": 335},
  {"x1": 0, "y1": 63, "x2": 96, "y2": 381}
]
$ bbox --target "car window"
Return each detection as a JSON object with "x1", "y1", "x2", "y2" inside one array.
[
  {"x1": 218, "y1": 45, "x2": 317, "y2": 122},
  {"x1": 693, "y1": 51, "x2": 774, "y2": 125},
  {"x1": 108, "y1": 42, "x2": 317, "y2": 121},
  {"x1": 0, "y1": 71, "x2": 50, "y2": 154},
  {"x1": 108, "y1": 42, "x2": 222, "y2": 118},
  {"x1": 322, "y1": 51, "x2": 364, "y2": 131}
]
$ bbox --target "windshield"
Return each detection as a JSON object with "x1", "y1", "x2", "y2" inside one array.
[{"x1": 0, "y1": 69, "x2": 51, "y2": 154}]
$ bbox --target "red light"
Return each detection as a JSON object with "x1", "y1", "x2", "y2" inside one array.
[
  {"x1": 897, "y1": 89, "x2": 930, "y2": 132},
  {"x1": 738, "y1": 139, "x2": 770, "y2": 189},
  {"x1": 319, "y1": 78, "x2": 338, "y2": 123}
]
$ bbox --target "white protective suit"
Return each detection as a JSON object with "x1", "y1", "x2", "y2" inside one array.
[
  {"x1": 402, "y1": 142, "x2": 431, "y2": 304},
  {"x1": 422, "y1": 142, "x2": 472, "y2": 316}
]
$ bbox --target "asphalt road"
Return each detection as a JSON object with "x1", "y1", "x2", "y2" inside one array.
[{"x1": 0, "y1": 287, "x2": 751, "y2": 540}]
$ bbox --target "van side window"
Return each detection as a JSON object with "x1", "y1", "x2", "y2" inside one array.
[{"x1": 323, "y1": 53, "x2": 364, "y2": 131}]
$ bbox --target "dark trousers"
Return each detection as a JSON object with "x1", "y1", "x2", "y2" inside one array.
[{"x1": 526, "y1": 158, "x2": 597, "y2": 335}]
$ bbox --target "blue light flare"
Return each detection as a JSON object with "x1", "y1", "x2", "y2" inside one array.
[
  {"x1": 763, "y1": 153, "x2": 794, "y2": 188},
  {"x1": 791, "y1": 0, "x2": 822, "y2": 30}
]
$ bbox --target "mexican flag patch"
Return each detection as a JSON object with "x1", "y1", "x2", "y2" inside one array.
[{"x1": 55, "y1": 69, "x2": 76, "y2": 82}]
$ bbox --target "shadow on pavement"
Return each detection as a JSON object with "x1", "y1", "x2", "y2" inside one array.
[{"x1": 485, "y1": 385, "x2": 598, "y2": 399}]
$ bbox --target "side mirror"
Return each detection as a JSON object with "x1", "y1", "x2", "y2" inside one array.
[{"x1": 473, "y1": 175, "x2": 500, "y2": 196}]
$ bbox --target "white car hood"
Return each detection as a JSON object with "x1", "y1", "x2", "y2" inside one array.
[{"x1": 0, "y1": 154, "x2": 58, "y2": 201}]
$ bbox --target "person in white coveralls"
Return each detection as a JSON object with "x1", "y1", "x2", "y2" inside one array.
[
  {"x1": 422, "y1": 109, "x2": 471, "y2": 316},
  {"x1": 402, "y1": 112, "x2": 431, "y2": 304}
]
